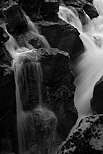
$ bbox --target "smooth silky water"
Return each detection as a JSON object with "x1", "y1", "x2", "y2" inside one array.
[
  {"x1": 2, "y1": 1, "x2": 103, "y2": 153},
  {"x1": 1, "y1": 14, "x2": 50, "y2": 154},
  {"x1": 58, "y1": 2, "x2": 103, "y2": 121}
]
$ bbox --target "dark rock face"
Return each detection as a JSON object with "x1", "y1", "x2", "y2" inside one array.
[
  {"x1": 39, "y1": 48, "x2": 78, "y2": 139},
  {"x1": 0, "y1": 29, "x2": 17, "y2": 153},
  {"x1": 3, "y1": 3, "x2": 28, "y2": 35},
  {"x1": 63, "y1": 0, "x2": 86, "y2": 7},
  {"x1": 18, "y1": 0, "x2": 59, "y2": 21},
  {"x1": 83, "y1": 2, "x2": 99, "y2": 19},
  {"x1": 91, "y1": 76, "x2": 103, "y2": 114},
  {"x1": 38, "y1": 20, "x2": 83, "y2": 60},
  {"x1": 40, "y1": 0, "x2": 59, "y2": 20},
  {"x1": 58, "y1": 114, "x2": 103, "y2": 154}
]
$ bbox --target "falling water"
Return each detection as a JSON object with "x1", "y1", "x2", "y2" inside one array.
[
  {"x1": 93, "y1": 0, "x2": 103, "y2": 16},
  {"x1": 35, "y1": 62, "x2": 43, "y2": 106},
  {"x1": 3, "y1": 24, "x2": 44, "y2": 153},
  {"x1": 58, "y1": 4, "x2": 103, "y2": 119},
  {"x1": 58, "y1": 5, "x2": 83, "y2": 31},
  {"x1": 13, "y1": 50, "x2": 43, "y2": 154},
  {"x1": 23, "y1": 11, "x2": 50, "y2": 49}
]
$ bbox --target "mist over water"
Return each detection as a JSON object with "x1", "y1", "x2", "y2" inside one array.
[{"x1": 58, "y1": 2, "x2": 103, "y2": 119}]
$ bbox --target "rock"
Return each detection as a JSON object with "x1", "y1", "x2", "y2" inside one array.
[
  {"x1": 3, "y1": 2, "x2": 28, "y2": 35},
  {"x1": 39, "y1": 48, "x2": 78, "y2": 139},
  {"x1": 38, "y1": 20, "x2": 83, "y2": 60},
  {"x1": 83, "y1": 2, "x2": 99, "y2": 19},
  {"x1": 91, "y1": 76, "x2": 103, "y2": 114},
  {"x1": 3, "y1": 2, "x2": 83, "y2": 59},
  {"x1": 15, "y1": 48, "x2": 78, "y2": 141},
  {"x1": 3, "y1": 3, "x2": 50, "y2": 49},
  {"x1": 18, "y1": 0, "x2": 44, "y2": 20},
  {"x1": 0, "y1": 30, "x2": 17, "y2": 153},
  {"x1": 86, "y1": 0, "x2": 93, "y2": 3},
  {"x1": 14, "y1": 31, "x2": 49, "y2": 49},
  {"x1": 58, "y1": 114, "x2": 103, "y2": 154},
  {"x1": 0, "y1": 26, "x2": 9, "y2": 45},
  {"x1": 40, "y1": 0, "x2": 59, "y2": 20},
  {"x1": 18, "y1": 0, "x2": 59, "y2": 21}
]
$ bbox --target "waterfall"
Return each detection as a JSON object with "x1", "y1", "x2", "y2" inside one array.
[
  {"x1": 3, "y1": 23, "x2": 45, "y2": 153},
  {"x1": 58, "y1": 4, "x2": 103, "y2": 119},
  {"x1": 23, "y1": 11, "x2": 51, "y2": 49}
]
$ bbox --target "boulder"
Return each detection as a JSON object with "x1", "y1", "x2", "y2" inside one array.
[
  {"x1": 83, "y1": 2, "x2": 99, "y2": 19},
  {"x1": 62, "y1": 0, "x2": 86, "y2": 7},
  {"x1": 58, "y1": 114, "x2": 103, "y2": 154},
  {"x1": 91, "y1": 76, "x2": 103, "y2": 114},
  {"x1": 38, "y1": 20, "x2": 83, "y2": 60},
  {"x1": 3, "y1": 2, "x2": 28, "y2": 35}
]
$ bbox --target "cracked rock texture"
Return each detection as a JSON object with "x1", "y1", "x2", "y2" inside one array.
[{"x1": 58, "y1": 115, "x2": 103, "y2": 154}]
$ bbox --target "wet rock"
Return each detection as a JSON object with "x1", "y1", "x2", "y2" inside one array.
[
  {"x1": 58, "y1": 114, "x2": 103, "y2": 154},
  {"x1": 18, "y1": 0, "x2": 44, "y2": 20},
  {"x1": 0, "y1": 29, "x2": 17, "y2": 153},
  {"x1": 40, "y1": 48, "x2": 78, "y2": 139},
  {"x1": 3, "y1": 2, "x2": 83, "y2": 59},
  {"x1": 0, "y1": 22, "x2": 9, "y2": 42},
  {"x1": 17, "y1": 48, "x2": 78, "y2": 140},
  {"x1": 91, "y1": 76, "x2": 103, "y2": 114},
  {"x1": 3, "y1": 2, "x2": 28, "y2": 35},
  {"x1": 40, "y1": 0, "x2": 59, "y2": 20},
  {"x1": 62, "y1": 0, "x2": 86, "y2": 7},
  {"x1": 29, "y1": 106, "x2": 58, "y2": 154},
  {"x1": 3, "y1": 3, "x2": 50, "y2": 49},
  {"x1": 14, "y1": 31, "x2": 49, "y2": 49},
  {"x1": 83, "y1": 2, "x2": 99, "y2": 19},
  {"x1": 86, "y1": 0, "x2": 93, "y2": 3},
  {"x1": 18, "y1": 0, "x2": 59, "y2": 21},
  {"x1": 38, "y1": 20, "x2": 83, "y2": 60}
]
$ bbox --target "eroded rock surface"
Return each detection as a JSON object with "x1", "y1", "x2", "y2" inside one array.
[
  {"x1": 38, "y1": 20, "x2": 83, "y2": 60},
  {"x1": 58, "y1": 114, "x2": 103, "y2": 154}
]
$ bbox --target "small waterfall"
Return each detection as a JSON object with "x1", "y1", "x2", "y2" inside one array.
[
  {"x1": 58, "y1": 5, "x2": 83, "y2": 31},
  {"x1": 3, "y1": 26, "x2": 45, "y2": 153},
  {"x1": 23, "y1": 11, "x2": 51, "y2": 49},
  {"x1": 14, "y1": 62, "x2": 29, "y2": 154},
  {"x1": 58, "y1": 4, "x2": 103, "y2": 119},
  {"x1": 13, "y1": 52, "x2": 43, "y2": 154},
  {"x1": 35, "y1": 62, "x2": 43, "y2": 106}
]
